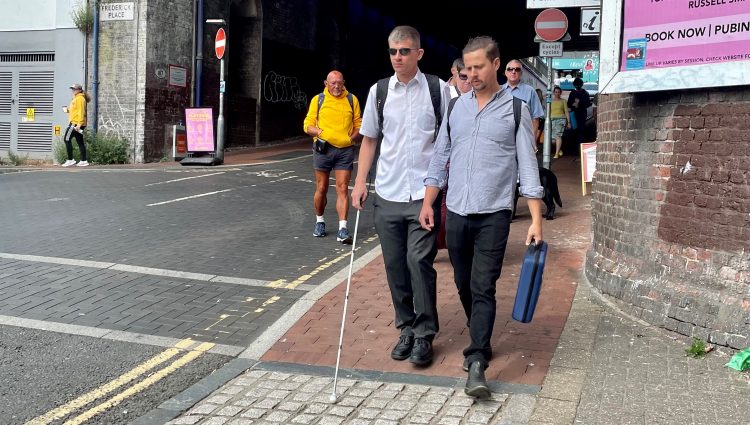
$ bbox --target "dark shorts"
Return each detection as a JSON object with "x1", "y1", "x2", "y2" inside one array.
[{"x1": 313, "y1": 144, "x2": 354, "y2": 172}]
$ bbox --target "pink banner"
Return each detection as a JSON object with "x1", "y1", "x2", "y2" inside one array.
[
  {"x1": 621, "y1": 0, "x2": 750, "y2": 71},
  {"x1": 185, "y1": 108, "x2": 214, "y2": 152}
]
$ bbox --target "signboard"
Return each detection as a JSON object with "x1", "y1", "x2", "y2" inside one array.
[
  {"x1": 581, "y1": 7, "x2": 601, "y2": 35},
  {"x1": 215, "y1": 28, "x2": 226, "y2": 59},
  {"x1": 185, "y1": 108, "x2": 214, "y2": 152},
  {"x1": 621, "y1": 1, "x2": 750, "y2": 71},
  {"x1": 599, "y1": 0, "x2": 750, "y2": 93},
  {"x1": 581, "y1": 142, "x2": 597, "y2": 195},
  {"x1": 24, "y1": 108, "x2": 35, "y2": 122},
  {"x1": 535, "y1": 8, "x2": 569, "y2": 42},
  {"x1": 100, "y1": 2, "x2": 134, "y2": 21},
  {"x1": 527, "y1": 0, "x2": 599, "y2": 8},
  {"x1": 539, "y1": 42, "x2": 564, "y2": 57},
  {"x1": 54, "y1": 125, "x2": 61, "y2": 136},
  {"x1": 168, "y1": 64, "x2": 187, "y2": 88}
]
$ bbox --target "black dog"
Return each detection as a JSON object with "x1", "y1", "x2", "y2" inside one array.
[{"x1": 512, "y1": 167, "x2": 563, "y2": 220}]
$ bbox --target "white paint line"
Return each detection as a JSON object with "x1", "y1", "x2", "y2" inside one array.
[
  {"x1": 0, "y1": 252, "x2": 284, "y2": 290},
  {"x1": 0, "y1": 253, "x2": 115, "y2": 268},
  {"x1": 143, "y1": 172, "x2": 225, "y2": 187},
  {"x1": 537, "y1": 21, "x2": 567, "y2": 29},
  {"x1": 147, "y1": 189, "x2": 232, "y2": 206},
  {"x1": 239, "y1": 245, "x2": 382, "y2": 359},
  {"x1": 0, "y1": 314, "x2": 243, "y2": 356},
  {"x1": 109, "y1": 264, "x2": 217, "y2": 281}
]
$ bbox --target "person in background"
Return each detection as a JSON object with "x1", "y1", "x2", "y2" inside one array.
[
  {"x1": 456, "y1": 68, "x2": 472, "y2": 95},
  {"x1": 502, "y1": 60, "x2": 545, "y2": 151},
  {"x1": 567, "y1": 77, "x2": 591, "y2": 145},
  {"x1": 549, "y1": 86, "x2": 571, "y2": 158},
  {"x1": 447, "y1": 57, "x2": 463, "y2": 90},
  {"x1": 303, "y1": 70, "x2": 362, "y2": 244},
  {"x1": 535, "y1": 88, "x2": 545, "y2": 147},
  {"x1": 419, "y1": 36, "x2": 543, "y2": 398},
  {"x1": 62, "y1": 83, "x2": 90, "y2": 167},
  {"x1": 352, "y1": 25, "x2": 450, "y2": 368}
]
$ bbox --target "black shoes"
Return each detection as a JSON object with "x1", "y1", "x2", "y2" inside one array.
[
  {"x1": 390, "y1": 335, "x2": 414, "y2": 360},
  {"x1": 409, "y1": 338, "x2": 433, "y2": 366},
  {"x1": 465, "y1": 361, "x2": 491, "y2": 399},
  {"x1": 462, "y1": 357, "x2": 470, "y2": 372}
]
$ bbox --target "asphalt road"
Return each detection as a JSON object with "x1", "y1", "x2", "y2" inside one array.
[{"x1": 0, "y1": 154, "x2": 378, "y2": 424}]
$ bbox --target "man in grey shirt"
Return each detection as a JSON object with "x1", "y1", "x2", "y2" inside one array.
[{"x1": 419, "y1": 36, "x2": 544, "y2": 399}]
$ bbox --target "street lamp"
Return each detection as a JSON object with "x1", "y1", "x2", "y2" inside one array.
[{"x1": 207, "y1": 18, "x2": 227, "y2": 165}]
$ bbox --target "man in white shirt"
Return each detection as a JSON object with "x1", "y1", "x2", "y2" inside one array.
[{"x1": 352, "y1": 25, "x2": 450, "y2": 367}]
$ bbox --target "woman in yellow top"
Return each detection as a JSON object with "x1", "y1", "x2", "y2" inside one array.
[
  {"x1": 62, "y1": 83, "x2": 90, "y2": 167},
  {"x1": 549, "y1": 86, "x2": 570, "y2": 159}
]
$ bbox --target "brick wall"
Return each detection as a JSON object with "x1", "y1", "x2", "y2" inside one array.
[{"x1": 586, "y1": 88, "x2": 750, "y2": 349}]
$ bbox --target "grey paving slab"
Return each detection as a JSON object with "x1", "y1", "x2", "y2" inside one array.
[{"x1": 0, "y1": 258, "x2": 298, "y2": 346}]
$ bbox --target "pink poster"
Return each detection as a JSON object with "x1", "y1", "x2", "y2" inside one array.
[
  {"x1": 185, "y1": 108, "x2": 214, "y2": 152},
  {"x1": 621, "y1": 0, "x2": 750, "y2": 71}
]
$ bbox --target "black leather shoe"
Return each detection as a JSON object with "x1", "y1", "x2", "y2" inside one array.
[
  {"x1": 465, "y1": 361, "x2": 491, "y2": 399},
  {"x1": 390, "y1": 335, "x2": 414, "y2": 360},
  {"x1": 462, "y1": 358, "x2": 469, "y2": 372},
  {"x1": 409, "y1": 338, "x2": 433, "y2": 366}
]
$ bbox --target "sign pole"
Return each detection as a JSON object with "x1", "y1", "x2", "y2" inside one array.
[
  {"x1": 216, "y1": 54, "x2": 225, "y2": 164},
  {"x1": 543, "y1": 60, "x2": 553, "y2": 170}
]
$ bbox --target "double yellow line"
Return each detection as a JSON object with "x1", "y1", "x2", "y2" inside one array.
[{"x1": 26, "y1": 338, "x2": 214, "y2": 425}]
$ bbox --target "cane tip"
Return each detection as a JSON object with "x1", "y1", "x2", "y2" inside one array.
[{"x1": 329, "y1": 393, "x2": 338, "y2": 403}]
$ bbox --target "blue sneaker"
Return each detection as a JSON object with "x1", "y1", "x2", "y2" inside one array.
[
  {"x1": 337, "y1": 228, "x2": 353, "y2": 244},
  {"x1": 313, "y1": 222, "x2": 326, "y2": 237}
]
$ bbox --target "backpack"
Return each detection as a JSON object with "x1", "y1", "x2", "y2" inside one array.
[
  {"x1": 315, "y1": 91, "x2": 354, "y2": 124},
  {"x1": 375, "y1": 73, "x2": 442, "y2": 139},
  {"x1": 445, "y1": 95, "x2": 522, "y2": 138},
  {"x1": 316, "y1": 91, "x2": 354, "y2": 124},
  {"x1": 368, "y1": 74, "x2": 442, "y2": 181}
]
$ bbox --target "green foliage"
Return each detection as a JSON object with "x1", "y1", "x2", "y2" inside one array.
[
  {"x1": 6, "y1": 150, "x2": 28, "y2": 166},
  {"x1": 53, "y1": 131, "x2": 130, "y2": 165},
  {"x1": 686, "y1": 337, "x2": 708, "y2": 358},
  {"x1": 71, "y1": 1, "x2": 94, "y2": 34}
]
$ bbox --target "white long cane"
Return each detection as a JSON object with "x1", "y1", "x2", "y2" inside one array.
[{"x1": 329, "y1": 208, "x2": 361, "y2": 403}]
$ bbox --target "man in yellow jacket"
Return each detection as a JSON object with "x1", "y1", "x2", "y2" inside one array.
[
  {"x1": 62, "y1": 83, "x2": 89, "y2": 167},
  {"x1": 303, "y1": 70, "x2": 362, "y2": 244}
]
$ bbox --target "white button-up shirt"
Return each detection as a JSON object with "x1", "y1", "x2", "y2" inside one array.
[{"x1": 359, "y1": 70, "x2": 449, "y2": 202}]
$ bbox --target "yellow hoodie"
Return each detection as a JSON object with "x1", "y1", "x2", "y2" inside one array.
[
  {"x1": 68, "y1": 92, "x2": 87, "y2": 126},
  {"x1": 303, "y1": 87, "x2": 362, "y2": 148}
]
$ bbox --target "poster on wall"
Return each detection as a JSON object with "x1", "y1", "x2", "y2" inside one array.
[
  {"x1": 185, "y1": 108, "x2": 214, "y2": 152},
  {"x1": 620, "y1": 0, "x2": 750, "y2": 71},
  {"x1": 599, "y1": 0, "x2": 750, "y2": 93}
]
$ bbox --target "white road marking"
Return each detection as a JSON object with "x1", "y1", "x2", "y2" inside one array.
[
  {"x1": 143, "y1": 171, "x2": 225, "y2": 187},
  {"x1": 0, "y1": 252, "x2": 295, "y2": 290},
  {"x1": 146, "y1": 189, "x2": 232, "y2": 206}
]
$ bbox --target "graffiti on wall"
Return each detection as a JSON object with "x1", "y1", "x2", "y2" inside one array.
[{"x1": 262, "y1": 71, "x2": 307, "y2": 110}]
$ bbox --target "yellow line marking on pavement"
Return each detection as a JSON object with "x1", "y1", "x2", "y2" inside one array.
[
  {"x1": 252, "y1": 295, "x2": 280, "y2": 313},
  {"x1": 25, "y1": 338, "x2": 194, "y2": 425},
  {"x1": 267, "y1": 279, "x2": 286, "y2": 288},
  {"x1": 284, "y1": 250, "x2": 350, "y2": 290},
  {"x1": 62, "y1": 342, "x2": 215, "y2": 425}
]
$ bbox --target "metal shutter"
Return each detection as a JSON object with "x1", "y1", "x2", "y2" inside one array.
[
  {"x1": 16, "y1": 71, "x2": 54, "y2": 152},
  {"x1": 0, "y1": 123, "x2": 9, "y2": 150},
  {"x1": 0, "y1": 72, "x2": 10, "y2": 115}
]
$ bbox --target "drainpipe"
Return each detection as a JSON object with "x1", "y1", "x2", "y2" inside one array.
[
  {"x1": 190, "y1": 0, "x2": 197, "y2": 106},
  {"x1": 91, "y1": 0, "x2": 99, "y2": 134},
  {"x1": 195, "y1": 0, "x2": 204, "y2": 106}
]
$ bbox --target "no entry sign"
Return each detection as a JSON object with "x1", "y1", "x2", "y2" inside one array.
[
  {"x1": 535, "y1": 8, "x2": 568, "y2": 42},
  {"x1": 215, "y1": 28, "x2": 226, "y2": 59}
]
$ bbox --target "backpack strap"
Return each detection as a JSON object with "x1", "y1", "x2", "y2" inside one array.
[
  {"x1": 316, "y1": 92, "x2": 325, "y2": 124},
  {"x1": 346, "y1": 92, "x2": 354, "y2": 111},
  {"x1": 513, "y1": 97, "x2": 522, "y2": 135},
  {"x1": 425, "y1": 73, "x2": 442, "y2": 138},
  {"x1": 375, "y1": 77, "x2": 390, "y2": 138},
  {"x1": 446, "y1": 96, "x2": 459, "y2": 139}
]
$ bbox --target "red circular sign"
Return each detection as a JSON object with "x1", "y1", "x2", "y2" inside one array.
[
  {"x1": 535, "y1": 8, "x2": 568, "y2": 42},
  {"x1": 215, "y1": 28, "x2": 226, "y2": 59}
]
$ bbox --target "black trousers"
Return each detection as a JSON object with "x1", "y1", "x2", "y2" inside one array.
[
  {"x1": 446, "y1": 209, "x2": 511, "y2": 367},
  {"x1": 373, "y1": 193, "x2": 441, "y2": 341},
  {"x1": 65, "y1": 124, "x2": 87, "y2": 161}
]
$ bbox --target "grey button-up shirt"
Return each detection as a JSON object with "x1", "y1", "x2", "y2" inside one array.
[{"x1": 425, "y1": 89, "x2": 543, "y2": 215}]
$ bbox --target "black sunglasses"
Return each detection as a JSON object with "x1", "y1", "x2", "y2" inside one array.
[
  {"x1": 388, "y1": 48, "x2": 414, "y2": 56},
  {"x1": 458, "y1": 73, "x2": 468, "y2": 81},
  {"x1": 506, "y1": 67, "x2": 522, "y2": 73}
]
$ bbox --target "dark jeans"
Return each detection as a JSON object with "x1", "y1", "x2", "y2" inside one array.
[
  {"x1": 446, "y1": 209, "x2": 512, "y2": 367},
  {"x1": 373, "y1": 193, "x2": 441, "y2": 341},
  {"x1": 65, "y1": 124, "x2": 87, "y2": 161}
]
